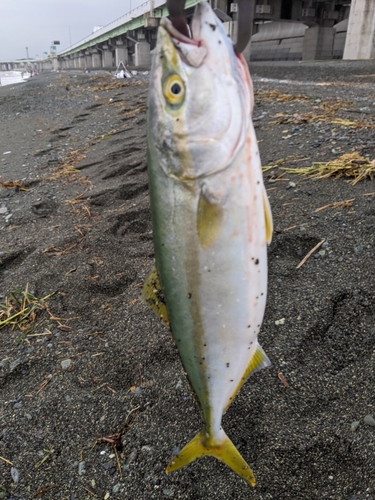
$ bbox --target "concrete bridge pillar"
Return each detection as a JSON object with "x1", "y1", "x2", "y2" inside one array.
[
  {"x1": 115, "y1": 46, "x2": 128, "y2": 66},
  {"x1": 78, "y1": 53, "x2": 86, "y2": 68},
  {"x1": 343, "y1": 0, "x2": 375, "y2": 59},
  {"x1": 92, "y1": 49, "x2": 102, "y2": 69},
  {"x1": 134, "y1": 42, "x2": 151, "y2": 66},
  {"x1": 102, "y1": 46, "x2": 114, "y2": 68},
  {"x1": 303, "y1": 26, "x2": 335, "y2": 60},
  {"x1": 85, "y1": 53, "x2": 92, "y2": 69}
]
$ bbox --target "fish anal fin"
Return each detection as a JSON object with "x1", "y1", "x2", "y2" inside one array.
[
  {"x1": 141, "y1": 264, "x2": 170, "y2": 328},
  {"x1": 166, "y1": 429, "x2": 256, "y2": 486},
  {"x1": 197, "y1": 187, "x2": 224, "y2": 250},
  {"x1": 225, "y1": 344, "x2": 271, "y2": 411},
  {"x1": 244, "y1": 343, "x2": 271, "y2": 379},
  {"x1": 263, "y1": 186, "x2": 273, "y2": 244}
]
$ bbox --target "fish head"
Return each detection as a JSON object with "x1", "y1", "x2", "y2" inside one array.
[{"x1": 148, "y1": 1, "x2": 252, "y2": 181}]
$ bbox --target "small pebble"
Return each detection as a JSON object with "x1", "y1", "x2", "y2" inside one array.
[
  {"x1": 11, "y1": 467, "x2": 19, "y2": 483},
  {"x1": 175, "y1": 379, "x2": 182, "y2": 390},
  {"x1": 61, "y1": 359, "x2": 72, "y2": 370},
  {"x1": 364, "y1": 415, "x2": 375, "y2": 427},
  {"x1": 275, "y1": 318, "x2": 285, "y2": 325},
  {"x1": 9, "y1": 359, "x2": 21, "y2": 371},
  {"x1": 78, "y1": 461, "x2": 85, "y2": 475},
  {"x1": 126, "y1": 449, "x2": 137, "y2": 464},
  {"x1": 1, "y1": 359, "x2": 10, "y2": 370},
  {"x1": 113, "y1": 483, "x2": 121, "y2": 493},
  {"x1": 163, "y1": 490, "x2": 173, "y2": 497},
  {"x1": 351, "y1": 421, "x2": 360, "y2": 432},
  {"x1": 13, "y1": 402, "x2": 23, "y2": 409}
]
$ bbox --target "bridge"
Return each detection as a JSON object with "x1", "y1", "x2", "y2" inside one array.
[
  {"x1": 57, "y1": 0, "x2": 204, "y2": 70},
  {"x1": 3, "y1": 1, "x2": 374, "y2": 74},
  {"x1": 55, "y1": 0, "x2": 375, "y2": 69}
]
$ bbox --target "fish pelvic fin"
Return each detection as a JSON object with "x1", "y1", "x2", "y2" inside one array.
[
  {"x1": 166, "y1": 429, "x2": 256, "y2": 486},
  {"x1": 263, "y1": 185, "x2": 273, "y2": 244},
  {"x1": 141, "y1": 264, "x2": 170, "y2": 328}
]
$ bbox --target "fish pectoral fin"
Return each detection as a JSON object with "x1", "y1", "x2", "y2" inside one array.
[
  {"x1": 166, "y1": 429, "x2": 256, "y2": 486},
  {"x1": 141, "y1": 264, "x2": 170, "y2": 328},
  {"x1": 263, "y1": 185, "x2": 273, "y2": 244},
  {"x1": 197, "y1": 186, "x2": 224, "y2": 250}
]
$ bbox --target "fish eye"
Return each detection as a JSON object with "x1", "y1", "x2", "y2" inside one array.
[
  {"x1": 163, "y1": 75, "x2": 185, "y2": 106},
  {"x1": 171, "y1": 83, "x2": 181, "y2": 95}
]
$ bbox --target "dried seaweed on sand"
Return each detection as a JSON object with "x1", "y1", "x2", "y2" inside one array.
[{"x1": 281, "y1": 153, "x2": 375, "y2": 185}]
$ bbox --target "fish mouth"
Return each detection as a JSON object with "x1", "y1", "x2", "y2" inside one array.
[
  {"x1": 160, "y1": 17, "x2": 197, "y2": 46},
  {"x1": 160, "y1": 17, "x2": 207, "y2": 69}
]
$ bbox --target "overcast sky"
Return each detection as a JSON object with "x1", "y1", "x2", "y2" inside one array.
[{"x1": 1, "y1": 0, "x2": 146, "y2": 61}]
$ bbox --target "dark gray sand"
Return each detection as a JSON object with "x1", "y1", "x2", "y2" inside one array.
[{"x1": 0, "y1": 61, "x2": 374, "y2": 499}]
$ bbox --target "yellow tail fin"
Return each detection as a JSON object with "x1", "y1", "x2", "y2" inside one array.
[{"x1": 166, "y1": 429, "x2": 256, "y2": 486}]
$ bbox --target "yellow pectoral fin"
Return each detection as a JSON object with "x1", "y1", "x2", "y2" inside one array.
[
  {"x1": 141, "y1": 265, "x2": 170, "y2": 328},
  {"x1": 197, "y1": 188, "x2": 224, "y2": 250},
  {"x1": 166, "y1": 429, "x2": 256, "y2": 486},
  {"x1": 263, "y1": 186, "x2": 273, "y2": 244}
]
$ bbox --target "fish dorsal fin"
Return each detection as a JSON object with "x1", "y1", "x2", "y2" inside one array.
[
  {"x1": 197, "y1": 186, "x2": 224, "y2": 250},
  {"x1": 141, "y1": 264, "x2": 170, "y2": 328},
  {"x1": 225, "y1": 343, "x2": 271, "y2": 411},
  {"x1": 263, "y1": 186, "x2": 273, "y2": 244}
]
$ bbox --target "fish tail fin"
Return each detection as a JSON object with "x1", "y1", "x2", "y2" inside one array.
[{"x1": 166, "y1": 429, "x2": 256, "y2": 486}]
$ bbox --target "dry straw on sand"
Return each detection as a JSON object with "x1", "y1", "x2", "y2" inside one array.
[
  {"x1": 0, "y1": 286, "x2": 54, "y2": 333},
  {"x1": 280, "y1": 152, "x2": 375, "y2": 185}
]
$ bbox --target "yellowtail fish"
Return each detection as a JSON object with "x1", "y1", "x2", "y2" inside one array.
[{"x1": 144, "y1": 0, "x2": 273, "y2": 486}]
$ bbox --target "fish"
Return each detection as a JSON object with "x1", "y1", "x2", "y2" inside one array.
[{"x1": 143, "y1": 0, "x2": 273, "y2": 487}]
